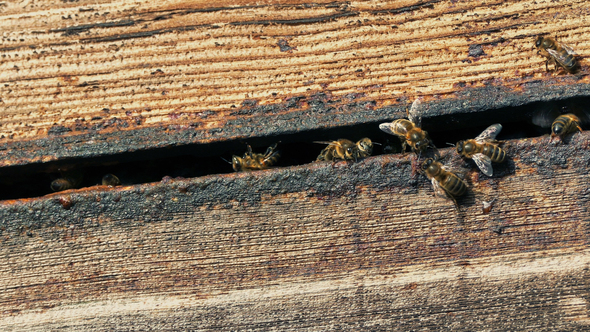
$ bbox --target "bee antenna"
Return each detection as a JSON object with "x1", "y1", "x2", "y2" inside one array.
[
  {"x1": 372, "y1": 142, "x2": 382, "y2": 146},
  {"x1": 220, "y1": 157, "x2": 232, "y2": 165},
  {"x1": 446, "y1": 142, "x2": 455, "y2": 147}
]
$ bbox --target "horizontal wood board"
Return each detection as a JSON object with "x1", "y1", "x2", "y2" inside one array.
[
  {"x1": 0, "y1": 0, "x2": 590, "y2": 166},
  {"x1": 0, "y1": 132, "x2": 589, "y2": 330}
]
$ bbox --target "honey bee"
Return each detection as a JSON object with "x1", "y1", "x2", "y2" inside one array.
[
  {"x1": 535, "y1": 36, "x2": 579, "y2": 74},
  {"x1": 456, "y1": 123, "x2": 506, "y2": 176},
  {"x1": 315, "y1": 138, "x2": 373, "y2": 162},
  {"x1": 532, "y1": 106, "x2": 586, "y2": 142},
  {"x1": 379, "y1": 98, "x2": 432, "y2": 153},
  {"x1": 550, "y1": 114, "x2": 583, "y2": 141},
  {"x1": 102, "y1": 174, "x2": 121, "y2": 186},
  {"x1": 421, "y1": 158, "x2": 467, "y2": 203},
  {"x1": 232, "y1": 143, "x2": 280, "y2": 171},
  {"x1": 50, "y1": 172, "x2": 83, "y2": 192}
]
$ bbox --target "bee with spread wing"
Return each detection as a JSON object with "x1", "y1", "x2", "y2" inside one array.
[
  {"x1": 379, "y1": 98, "x2": 432, "y2": 153},
  {"x1": 455, "y1": 124, "x2": 506, "y2": 176}
]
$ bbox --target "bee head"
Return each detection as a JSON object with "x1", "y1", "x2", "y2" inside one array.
[
  {"x1": 421, "y1": 158, "x2": 434, "y2": 171},
  {"x1": 357, "y1": 138, "x2": 373, "y2": 154},
  {"x1": 456, "y1": 141, "x2": 464, "y2": 153},
  {"x1": 101, "y1": 174, "x2": 121, "y2": 186},
  {"x1": 552, "y1": 122, "x2": 564, "y2": 136},
  {"x1": 232, "y1": 156, "x2": 243, "y2": 172},
  {"x1": 535, "y1": 36, "x2": 544, "y2": 48}
]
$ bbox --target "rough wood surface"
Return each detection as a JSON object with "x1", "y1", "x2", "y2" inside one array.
[
  {"x1": 1, "y1": 132, "x2": 590, "y2": 331},
  {"x1": 0, "y1": 0, "x2": 589, "y2": 165}
]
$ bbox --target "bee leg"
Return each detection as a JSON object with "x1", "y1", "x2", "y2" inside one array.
[
  {"x1": 316, "y1": 149, "x2": 327, "y2": 161},
  {"x1": 264, "y1": 143, "x2": 278, "y2": 158},
  {"x1": 450, "y1": 196, "x2": 461, "y2": 212},
  {"x1": 401, "y1": 141, "x2": 408, "y2": 152},
  {"x1": 549, "y1": 58, "x2": 559, "y2": 73},
  {"x1": 245, "y1": 144, "x2": 254, "y2": 157},
  {"x1": 545, "y1": 59, "x2": 549, "y2": 72}
]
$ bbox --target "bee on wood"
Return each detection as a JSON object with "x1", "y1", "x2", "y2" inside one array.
[
  {"x1": 102, "y1": 174, "x2": 121, "y2": 186},
  {"x1": 421, "y1": 158, "x2": 467, "y2": 203},
  {"x1": 379, "y1": 98, "x2": 432, "y2": 153},
  {"x1": 535, "y1": 36, "x2": 579, "y2": 74},
  {"x1": 456, "y1": 124, "x2": 506, "y2": 176},
  {"x1": 50, "y1": 171, "x2": 83, "y2": 192},
  {"x1": 532, "y1": 106, "x2": 587, "y2": 142},
  {"x1": 315, "y1": 138, "x2": 373, "y2": 162},
  {"x1": 232, "y1": 143, "x2": 280, "y2": 172},
  {"x1": 550, "y1": 114, "x2": 583, "y2": 141}
]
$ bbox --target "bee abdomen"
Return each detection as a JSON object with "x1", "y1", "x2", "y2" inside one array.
[
  {"x1": 51, "y1": 178, "x2": 75, "y2": 192},
  {"x1": 445, "y1": 175, "x2": 467, "y2": 197},
  {"x1": 553, "y1": 115, "x2": 569, "y2": 127},
  {"x1": 392, "y1": 119, "x2": 414, "y2": 132},
  {"x1": 484, "y1": 145, "x2": 506, "y2": 163},
  {"x1": 561, "y1": 53, "x2": 578, "y2": 71}
]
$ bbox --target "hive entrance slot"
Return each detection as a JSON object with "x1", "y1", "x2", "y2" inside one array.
[{"x1": 0, "y1": 96, "x2": 587, "y2": 201}]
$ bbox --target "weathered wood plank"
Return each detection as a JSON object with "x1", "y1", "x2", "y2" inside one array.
[
  {"x1": 0, "y1": 0, "x2": 589, "y2": 165},
  {"x1": 0, "y1": 132, "x2": 589, "y2": 330}
]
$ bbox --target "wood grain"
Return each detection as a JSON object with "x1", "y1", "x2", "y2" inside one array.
[
  {"x1": 0, "y1": 132, "x2": 589, "y2": 330},
  {"x1": 1, "y1": 0, "x2": 590, "y2": 165}
]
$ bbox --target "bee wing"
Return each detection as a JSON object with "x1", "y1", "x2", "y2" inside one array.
[
  {"x1": 314, "y1": 141, "x2": 340, "y2": 146},
  {"x1": 546, "y1": 48, "x2": 570, "y2": 65},
  {"x1": 532, "y1": 106, "x2": 561, "y2": 128},
  {"x1": 263, "y1": 151, "x2": 280, "y2": 163},
  {"x1": 472, "y1": 153, "x2": 493, "y2": 176},
  {"x1": 561, "y1": 43, "x2": 577, "y2": 55},
  {"x1": 408, "y1": 97, "x2": 423, "y2": 127},
  {"x1": 430, "y1": 178, "x2": 449, "y2": 199},
  {"x1": 475, "y1": 123, "x2": 502, "y2": 142},
  {"x1": 379, "y1": 122, "x2": 409, "y2": 136}
]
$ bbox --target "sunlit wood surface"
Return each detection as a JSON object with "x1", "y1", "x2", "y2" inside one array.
[{"x1": 0, "y1": 0, "x2": 589, "y2": 165}]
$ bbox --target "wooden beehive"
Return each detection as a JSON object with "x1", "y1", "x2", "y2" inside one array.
[{"x1": 1, "y1": 0, "x2": 590, "y2": 330}]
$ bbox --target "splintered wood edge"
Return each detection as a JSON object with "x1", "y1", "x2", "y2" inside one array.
[
  {"x1": 0, "y1": 132, "x2": 589, "y2": 330},
  {"x1": 0, "y1": 0, "x2": 590, "y2": 166}
]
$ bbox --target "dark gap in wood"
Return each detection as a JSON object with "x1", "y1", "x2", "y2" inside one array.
[{"x1": 0, "y1": 96, "x2": 587, "y2": 201}]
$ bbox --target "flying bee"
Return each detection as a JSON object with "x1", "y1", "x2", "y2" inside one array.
[
  {"x1": 50, "y1": 171, "x2": 83, "y2": 192},
  {"x1": 379, "y1": 98, "x2": 432, "y2": 153},
  {"x1": 421, "y1": 158, "x2": 467, "y2": 204},
  {"x1": 315, "y1": 138, "x2": 373, "y2": 162},
  {"x1": 456, "y1": 123, "x2": 506, "y2": 176},
  {"x1": 102, "y1": 173, "x2": 121, "y2": 186},
  {"x1": 535, "y1": 36, "x2": 579, "y2": 74},
  {"x1": 231, "y1": 143, "x2": 280, "y2": 172}
]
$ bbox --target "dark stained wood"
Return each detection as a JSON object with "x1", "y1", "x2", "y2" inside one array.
[{"x1": 1, "y1": 132, "x2": 590, "y2": 330}]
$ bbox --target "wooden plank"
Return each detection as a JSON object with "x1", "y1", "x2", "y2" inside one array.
[
  {"x1": 0, "y1": 0, "x2": 590, "y2": 166},
  {"x1": 0, "y1": 132, "x2": 589, "y2": 330}
]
